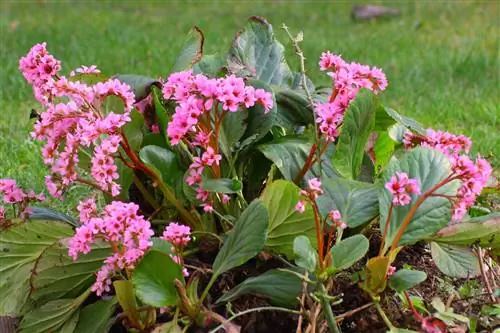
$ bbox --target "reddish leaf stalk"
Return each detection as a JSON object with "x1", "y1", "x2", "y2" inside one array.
[{"x1": 378, "y1": 202, "x2": 393, "y2": 256}]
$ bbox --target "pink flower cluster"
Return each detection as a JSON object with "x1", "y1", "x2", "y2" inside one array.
[
  {"x1": 385, "y1": 172, "x2": 421, "y2": 206},
  {"x1": 162, "y1": 222, "x2": 192, "y2": 276},
  {"x1": 68, "y1": 201, "x2": 154, "y2": 295},
  {"x1": 163, "y1": 70, "x2": 273, "y2": 211},
  {"x1": 328, "y1": 209, "x2": 347, "y2": 229},
  {"x1": 70, "y1": 65, "x2": 101, "y2": 77},
  {"x1": 0, "y1": 179, "x2": 45, "y2": 220},
  {"x1": 296, "y1": 178, "x2": 324, "y2": 213},
  {"x1": 403, "y1": 128, "x2": 492, "y2": 221},
  {"x1": 20, "y1": 43, "x2": 135, "y2": 198},
  {"x1": 315, "y1": 52, "x2": 388, "y2": 141}
]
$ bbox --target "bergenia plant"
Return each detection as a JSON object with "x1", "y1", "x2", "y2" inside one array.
[{"x1": 0, "y1": 16, "x2": 497, "y2": 333}]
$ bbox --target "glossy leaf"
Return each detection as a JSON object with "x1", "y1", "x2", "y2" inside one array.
[
  {"x1": 122, "y1": 109, "x2": 144, "y2": 151},
  {"x1": 201, "y1": 178, "x2": 242, "y2": 194},
  {"x1": 152, "y1": 87, "x2": 170, "y2": 144},
  {"x1": 219, "y1": 111, "x2": 248, "y2": 158},
  {"x1": 430, "y1": 242, "x2": 480, "y2": 278},
  {"x1": 139, "y1": 145, "x2": 184, "y2": 188},
  {"x1": 132, "y1": 251, "x2": 184, "y2": 307},
  {"x1": 216, "y1": 269, "x2": 302, "y2": 306},
  {"x1": 273, "y1": 89, "x2": 314, "y2": 129},
  {"x1": 242, "y1": 79, "x2": 276, "y2": 144},
  {"x1": 379, "y1": 148, "x2": 460, "y2": 249},
  {"x1": 432, "y1": 212, "x2": 500, "y2": 249},
  {"x1": 74, "y1": 298, "x2": 117, "y2": 333},
  {"x1": 228, "y1": 16, "x2": 293, "y2": 86},
  {"x1": 335, "y1": 92, "x2": 378, "y2": 179},
  {"x1": 388, "y1": 269, "x2": 427, "y2": 292},
  {"x1": 371, "y1": 131, "x2": 395, "y2": 174},
  {"x1": 212, "y1": 200, "x2": 268, "y2": 278},
  {"x1": 192, "y1": 54, "x2": 226, "y2": 77},
  {"x1": 330, "y1": 235, "x2": 369, "y2": 272},
  {"x1": 172, "y1": 26, "x2": 204, "y2": 72},
  {"x1": 0, "y1": 220, "x2": 73, "y2": 315},
  {"x1": 383, "y1": 107, "x2": 426, "y2": 134},
  {"x1": 115, "y1": 158, "x2": 134, "y2": 201},
  {"x1": 318, "y1": 177, "x2": 379, "y2": 228},
  {"x1": 258, "y1": 136, "x2": 339, "y2": 182},
  {"x1": 260, "y1": 180, "x2": 316, "y2": 257},
  {"x1": 114, "y1": 280, "x2": 141, "y2": 326},
  {"x1": 293, "y1": 236, "x2": 317, "y2": 273},
  {"x1": 115, "y1": 74, "x2": 159, "y2": 102}
]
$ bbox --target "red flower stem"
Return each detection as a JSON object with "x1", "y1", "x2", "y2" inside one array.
[
  {"x1": 390, "y1": 174, "x2": 459, "y2": 252},
  {"x1": 76, "y1": 177, "x2": 112, "y2": 196},
  {"x1": 311, "y1": 199, "x2": 325, "y2": 271},
  {"x1": 294, "y1": 143, "x2": 317, "y2": 185},
  {"x1": 403, "y1": 291, "x2": 423, "y2": 322},
  {"x1": 378, "y1": 202, "x2": 393, "y2": 256}
]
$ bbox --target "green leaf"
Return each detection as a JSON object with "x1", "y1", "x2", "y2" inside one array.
[
  {"x1": 241, "y1": 79, "x2": 276, "y2": 144},
  {"x1": 432, "y1": 212, "x2": 500, "y2": 249},
  {"x1": 330, "y1": 235, "x2": 369, "y2": 272},
  {"x1": 115, "y1": 74, "x2": 159, "y2": 101},
  {"x1": 212, "y1": 200, "x2": 268, "y2": 278},
  {"x1": 293, "y1": 236, "x2": 317, "y2": 273},
  {"x1": 379, "y1": 148, "x2": 460, "y2": 249},
  {"x1": 122, "y1": 109, "x2": 144, "y2": 151},
  {"x1": 30, "y1": 241, "x2": 110, "y2": 304},
  {"x1": 335, "y1": 92, "x2": 378, "y2": 179},
  {"x1": 371, "y1": 131, "x2": 395, "y2": 174},
  {"x1": 273, "y1": 89, "x2": 314, "y2": 129},
  {"x1": 260, "y1": 180, "x2": 316, "y2": 258},
  {"x1": 361, "y1": 256, "x2": 390, "y2": 296},
  {"x1": 258, "y1": 136, "x2": 339, "y2": 182},
  {"x1": 115, "y1": 158, "x2": 134, "y2": 201},
  {"x1": 219, "y1": 110, "x2": 248, "y2": 159},
  {"x1": 58, "y1": 310, "x2": 80, "y2": 333},
  {"x1": 171, "y1": 26, "x2": 204, "y2": 72},
  {"x1": 318, "y1": 178, "x2": 379, "y2": 228},
  {"x1": 152, "y1": 86, "x2": 170, "y2": 144},
  {"x1": 74, "y1": 298, "x2": 117, "y2": 333},
  {"x1": 383, "y1": 107, "x2": 426, "y2": 134},
  {"x1": 216, "y1": 269, "x2": 302, "y2": 306},
  {"x1": 132, "y1": 251, "x2": 184, "y2": 307},
  {"x1": 192, "y1": 54, "x2": 226, "y2": 77},
  {"x1": 228, "y1": 16, "x2": 293, "y2": 86},
  {"x1": 114, "y1": 280, "x2": 141, "y2": 326},
  {"x1": 28, "y1": 206, "x2": 78, "y2": 227},
  {"x1": 201, "y1": 178, "x2": 242, "y2": 194},
  {"x1": 388, "y1": 269, "x2": 427, "y2": 292},
  {"x1": 0, "y1": 220, "x2": 73, "y2": 315},
  {"x1": 139, "y1": 145, "x2": 184, "y2": 189},
  {"x1": 430, "y1": 242, "x2": 480, "y2": 278},
  {"x1": 19, "y1": 292, "x2": 88, "y2": 333}
]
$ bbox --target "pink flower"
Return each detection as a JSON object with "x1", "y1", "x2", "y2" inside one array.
[
  {"x1": 295, "y1": 201, "x2": 306, "y2": 213},
  {"x1": 201, "y1": 203, "x2": 214, "y2": 213},
  {"x1": 387, "y1": 266, "x2": 396, "y2": 276},
  {"x1": 70, "y1": 65, "x2": 100, "y2": 77},
  {"x1": 385, "y1": 172, "x2": 421, "y2": 206},
  {"x1": 162, "y1": 222, "x2": 191, "y2": 247}
]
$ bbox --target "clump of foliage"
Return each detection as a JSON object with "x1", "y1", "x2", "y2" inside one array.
[{"x1": 1, "y1": 16, "x2": 498, "y2": 333}]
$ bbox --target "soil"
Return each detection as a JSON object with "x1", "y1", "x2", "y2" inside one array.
[{"x1": 109, "y1": 229, "x2": 498, "y2": 333}]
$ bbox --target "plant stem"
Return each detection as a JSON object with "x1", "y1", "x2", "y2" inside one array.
[
  {"x1": 294, "y1": 143, "x2": 317, "y2": 185},
  {"x1": 76, "y1": 177, "x2": 112, "y2": 196},
  {"x1": 403, "y1": 291, "x2": 423, "y2": 322},
  {"x1": 132, "y1": 174, "x2": 160, "y2": 209},
  {"x1": 379, "y1": 202, "x2": 393, "y2": 256},
  {"x1": 208, "y1": 306, "x2": 301, "y2": 333},
  {"x1": 197, "y1": 275, "x2": 217, "y2": 311},
  {"x1": 335, "y1": 303, "x2": 373, "y2": 322},
  {"x1": 477, "y1": 247, "x2": 497, "y2": 303},
  {"x1": 374, "y1": 300, "x2": 394, "y2": 330},
  {"x1": 390, "y1": 174, "x2": 458, "y2": 251},
  {"x1": 311, "y1": 200, "x2": 325, "y2": 270},
  {"x1": 318, "y1": 283, "x2": 341, "y2": 333}
]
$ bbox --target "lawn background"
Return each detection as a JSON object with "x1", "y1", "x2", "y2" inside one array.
[{"x1": 0, "y1": 0, "x2": 498, "y2": 212}]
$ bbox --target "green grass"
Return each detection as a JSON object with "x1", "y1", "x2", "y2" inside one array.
[{"x1": 0, "y1": 1, "x2": 498, "y2": 212}]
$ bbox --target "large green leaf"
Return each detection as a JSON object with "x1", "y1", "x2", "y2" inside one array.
[
  {"x1": 212, "y1": 200, "x2": 268, "y2": 278},
  {"x1": 216, "y1": 269, "x2": 302, "y2": 306},
  {"x1": 379, "y1": 148, "x2": 460, "y2": 249},
  {"x1": 388, "y1": 269, "x2": 427, "y2": 292},
  {"x1": 192, "y1": 54, "x2": 226, "y2": 77},
  {"x1": 0, "y1": 220, "x2": 73, "y2": 315},
  {"x1": 228, "y1": 16, "x2": 293, "y2": 86},
  {"x1": 293, "y1": 236, "x2": 317, "y2": 273},
  {"x1": 19, "y1": 291, "x2": 89, "y2": 333},
  {"x1": 329, "y1": 234, "x2": 369, "y2": 273},
  {"x1": 139, "y1": 145, "x2": 184, "y2": 189},
  {"x1": 115, "y1": 74, "x2": 159, "y2": 102},
  {"x1": 430, "y1": 242, "x2": 480, "y2": 278},
  {"x1": 370, "y1": 131, "x2": 395, "y2": 174},
  {"x1": 260, "y1": 180, "x2": 316, "y2": 258},
  {"x1": 74, "y1": 298, "x2": 117, "y2": 333},
  {"x1": 115, "y1": 158, "x2": 134, "y2": 201},
  {"x1": 219, "y1": 110, "x2": 248, "y2": 159},
  {"x1": 171, "y1": 26, "x2": 204, "y2": 72},
  {"x1": 122, "y1": 109, "x2": 144, "y2": 152},
  {"x1": 151, "y1": 86, "x2": 170, "y2": 145},
  {"x1": 132, "y1": 250, "x2": 184, "y2": 307},
  {"x1": 431, "y1": 212, "x2": 500, "y2": 249},
  {"x1": 273, "y1": 89, "x2": 314, "y2": 129},
  {"x1": 258, "y1": 136, "x2": 339, "y2": 182},
  {"x1": 335, "y1": 92, "x2": 378, "y2": 180},
  {"x1": 383, "y1": 107, "x2": 426, "y2": 134},
  {"x1": 318, "y1": 177, "x2": 379, "y2": 228},
  {"x1": 30, "y1": 240, "x2": 110, "y2": 304},
  {"x1": 241, "y1": 79, "x2": 276, "y2": 144}
]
